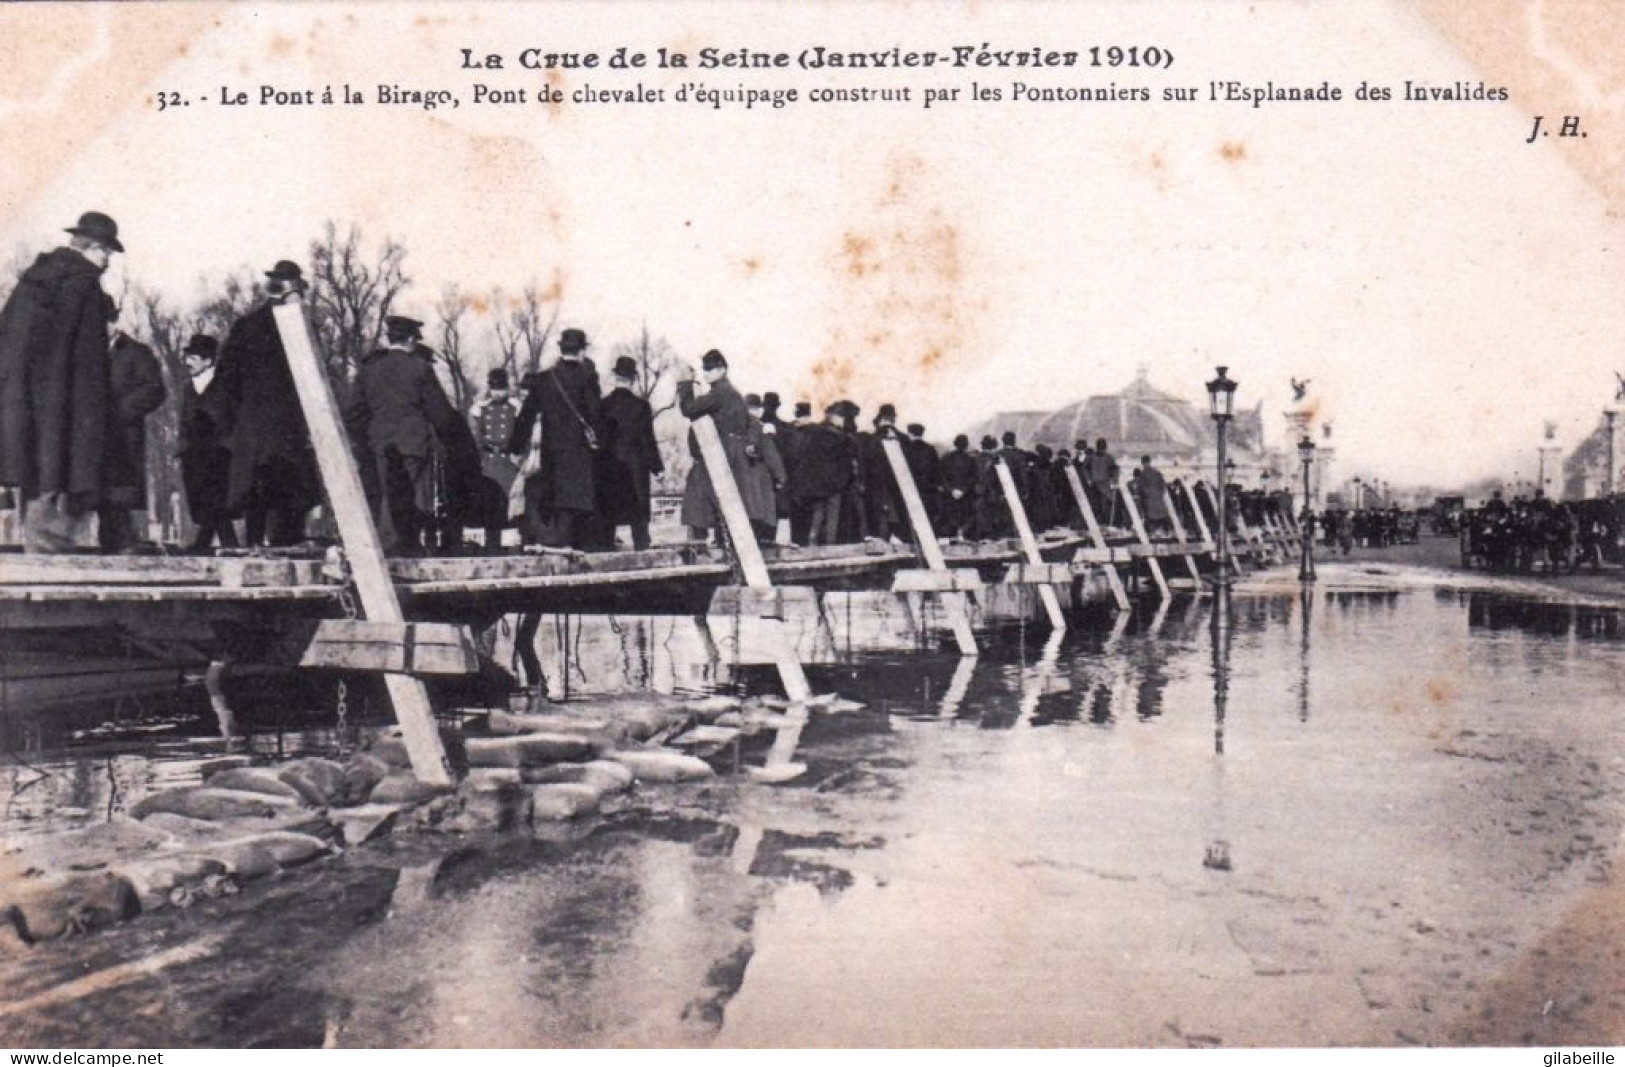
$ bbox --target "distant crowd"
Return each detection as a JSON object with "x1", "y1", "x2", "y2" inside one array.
[{"x1": 0, "y1": 212, "x2": 1192, "y2": 556}]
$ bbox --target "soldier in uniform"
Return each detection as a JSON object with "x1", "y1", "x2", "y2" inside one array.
[
  {"x1": 470, "y1": 368, "x2": 519, "y2": 550},
  {"x1": 177, "y1": 334, "x2": 237, "y2": 550},
  {"x1": 938, "y1": 433, "x2": 977, "y2": 540},
  {"x1": 509, "y1": 327, "x2": 604, "y2": 549},
  {"x1": 344, "y1": 315, "x2": 465, "y2": 553},
  {"x1": 599, "y1": 355, "x2": 664, "y2": 550},
  {"x1": 99, "y1": 299, "x2": 167, "y2": 551}
]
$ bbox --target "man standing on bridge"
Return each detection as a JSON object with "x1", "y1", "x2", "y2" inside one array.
[
  {"x1": 510, "y1": 327, "x2": 604, "y2": 549},
  {"x1": 215, "y1": 260, "x2": 320, "y2": 547},
  {"x1": 0, "y1": 211, "x2": 122, "y2": 552},
  {"x1": 344, "y1": 314, "x2": 466, "y2": 553}
]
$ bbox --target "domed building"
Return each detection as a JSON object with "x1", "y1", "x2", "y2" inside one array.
[{"x1": 965, "y1": 367, "x2": 1277, "y2": 481}]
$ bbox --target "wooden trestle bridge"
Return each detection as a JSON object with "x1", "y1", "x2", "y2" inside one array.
[{"x1": 0, "y1": 301, "x2": 1303, "y2": 785}]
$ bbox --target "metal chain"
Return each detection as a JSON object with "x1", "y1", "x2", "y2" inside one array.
[
  {"x1": 334, "y1": 678, "x2": 351, "y2": 757},
  {"x1": 338, "y1": 585, "x2": 359, "y2": 621}
]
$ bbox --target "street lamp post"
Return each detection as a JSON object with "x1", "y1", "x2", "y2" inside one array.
[
  {"x1": 1206, "y1": 366, "x2": 1238, "y2": 587},
  {"x1": 1297, "y1": 435, "x2": 1317, "y2": 583}
]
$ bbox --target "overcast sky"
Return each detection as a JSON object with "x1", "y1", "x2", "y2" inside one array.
[{"x1": 2, "y1": 0, "x2": 1621, "y2": 488}]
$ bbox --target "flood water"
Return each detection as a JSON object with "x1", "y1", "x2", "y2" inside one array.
[{"x1": 3, "y1": 561, "x2": 1625, "y2": 1047}]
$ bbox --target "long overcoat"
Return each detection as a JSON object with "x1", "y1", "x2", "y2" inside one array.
[
  {"x1": 510, "y1": 358, "x2": 603, "y2": 516},
  {"x1": 599, "y1": 386, "x2": 663, "y2": 525},
  {"x1": 677, "y1": 376, "x2": 749, "y2": 530},
  {"x1": 345, "y1": 346, "x2": 468, "y2": 514},
  {"x1": 788, "y1": 422, "x2": 852, "y2": 503},
  {"x1": 214, "y1": 299, "x2": 318, "y2": 514},
  {"x1": 0, "y1": 248, "x2": 110, "y2": 499},
  {"x1": 103, "y1": 333, "x2": 166, "y2": 508},
  {"x1": 736, "y1": 418, "x2": 786, "y2": 528},
  {"x1": 179, "y1": 370, "x2": 233, "y2": 522},
  {"x1": 1135, "y1": 464, "x2": 1171, "y2": 526}
]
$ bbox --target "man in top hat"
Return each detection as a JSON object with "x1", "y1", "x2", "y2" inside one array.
[
  {"x1": 777, "y1": 400, "x2": 814, "y2": 543},
  {"x1": 740, "y1": 392, "x2": 787, "y2": 543},
  {"x1": 470, "y1": 367, "x2": 519, "y2": 550},
  {"x1": 973, "y1": 434, "x2": 1007, "y2": 539},
  {"x1": 676, "y1": 349, "x2": 749, "y2": 543},
  {"x1": 599, "y1": 355, "x2": 663, "y2": 550},
  {"x1": 855, "y1": 403, "x2": 907, "y2": 541},
  {"x1": 344, "y1": 313, "x2": 466, "y2": 553},
  {"x1": 834, "y1": 399, "x2": 867, "y2": 543},
  {"x1": 938, "y1": 433, "x2": 977, "y2": 540},
  {"x1": 177, "y1": 333, "x2": 238, "y2": 550},
  {"x1": 509, "y1": 326, "x2": 603, "y2": 548},
  {"x1": 213, "y1": 259, "x2": 319, "y2": 546},
  {"x1": 0, "y1": 211, "x2": 123, "y2": 551},
  {"x1": 98, "y1": 296, "x2": 167, "y2": 551}
]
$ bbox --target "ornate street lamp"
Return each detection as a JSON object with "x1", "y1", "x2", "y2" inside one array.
[
  {"x1": 1297, "y1": 435, "x2": 1317, "y2": 582},
  {"x1": 1206, "y1": 367, "x2": 1237, "y2": 586}
]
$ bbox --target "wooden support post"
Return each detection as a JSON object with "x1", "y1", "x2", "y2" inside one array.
[
  {"x1": 272, "y1": 299, "x2": 453, "y2": 786},
  {"x1": 1180, "y1": 477, "x2": 1217, "y2": 550},
  {"x1": 994, "y1": 458, "x2": 1066, "y2": 632},
  {"x1": 1198, "y1": 479, "x2": 1248, "y2": 574},
  {"x1": 1161, "y1": 484, "x2": 1205, "y2": 587},
  {"x1": 1117, "y1": 473, "x2": 1171, "y2": 601},
  {"x1": 882, "y1": 438, "x2": 977, "y2": 657},
  {"x1": 691, "y1": 415, "x2": 812, "y2": 701},
  {"x1": 1062, "y1": 465, "x2": 1130, "y2": 612}
]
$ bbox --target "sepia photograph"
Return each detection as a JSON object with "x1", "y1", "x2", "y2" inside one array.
[{"x1": 1, "y1": 0, "x2": 1624, "y2": 1054}]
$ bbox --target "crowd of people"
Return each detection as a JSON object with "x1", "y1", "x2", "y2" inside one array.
[
  {"x1": 1316, "y1": 505, "x2": 1419, "y2": 555},
  {"x1": 1460, "y1": 491, "x2": 1622, "y2": 573},
  {"x1": 0, "y1": 212, "x2": 1191, "y2": 557}
]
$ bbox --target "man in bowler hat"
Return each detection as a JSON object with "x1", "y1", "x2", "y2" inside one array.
[
  {"x1": 509, "y1": 327, "x2": 604, "y2": 548},
  {"x1": 0, "y1": 211, "x2": 123, "y2": 551},
  {"x1": 599, "y1": 355, "x2": 663, "y2": 550},
  {"x1": 213, "y1": 259, "x2": 320, "y2": 546},
  {"x1": 178, "y1": 333, "x2": 238, "y2": 550}
]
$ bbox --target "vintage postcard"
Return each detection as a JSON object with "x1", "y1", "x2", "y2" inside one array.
[{"x1": 1, "y1": 0, "x2": 1623, "y2": 1054}]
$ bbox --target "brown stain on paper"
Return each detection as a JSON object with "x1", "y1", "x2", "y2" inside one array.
[
  {"x1": 804, "y1": 152, "x2": 990, "y2": 411},
  {"x1": 1417, "y1": 0, "x2": 1625, "y2": 218},
  {"x1": 0, "y1": 4, "x2": 221, "y2": 231}
]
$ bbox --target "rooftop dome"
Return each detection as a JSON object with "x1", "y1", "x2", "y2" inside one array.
[{"x1": 966, "y1": 367, "x2": 1265, "y2": 456}]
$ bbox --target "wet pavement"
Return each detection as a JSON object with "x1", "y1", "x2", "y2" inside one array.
[{"x1": 3, "y1": 558, "x2": 1625, "y2": 1047}]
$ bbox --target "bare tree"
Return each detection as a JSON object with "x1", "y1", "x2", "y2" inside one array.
[
  {"x1": 129, "y1": 286, "x2": 189, "y2": 541},
  {"x1": 611, "y1": 323, "x2": 681, "y2": 418},
  {"x1": 434, "y1": 283, "x2": 475, "y2": 413},
  {"x1": 307, "y1": 220, "x2": 410, "y2": 382},
  {"x1": 191, "y1": 268, "x2": 264, "y2": 340},
  {"x1": 490, "y1": 284, "x2": 556, "y2": 384},
  {"x1": 0, "y1": 244, "x2": 33, "y2": 307}
]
